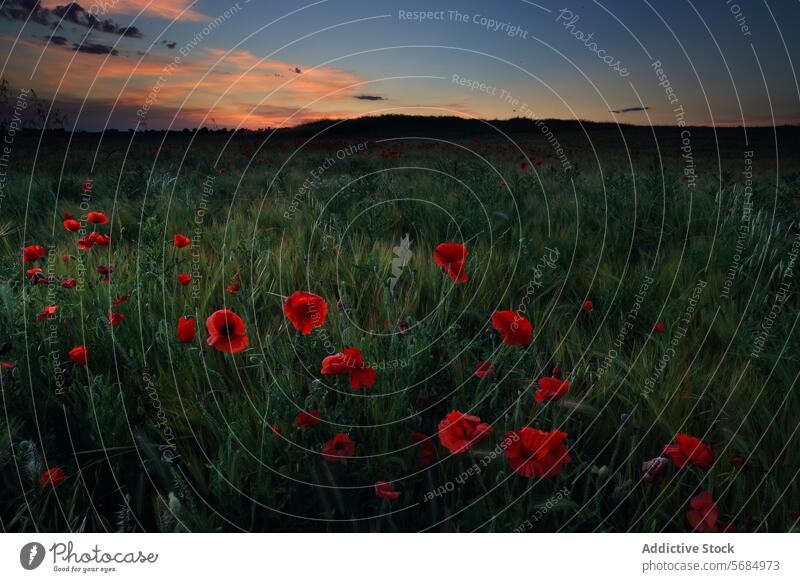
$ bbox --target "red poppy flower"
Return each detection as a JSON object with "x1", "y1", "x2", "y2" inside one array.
[
  {"x1": 350, "y1": 366, "x2": 376, "y2": 390},
  {"x1": 63, "y1": 218, "x2": 81, "y2": 232},
  {"x1": 375, "y1": 481, "x2": 400, "y2": 500},
  {"x1": 664, "y1": 434, "x2": 715, "y2": 470},
  {"x1": 81, "y1": 232, "x2": 97, "y2": 246},
  {"x1": 652, "y1": 321, "x2": 666, "y2": 333},
  {"x1": 491, "y1": 310, "x2": 532, "y2": 345},
  {"x1": 295, "y1": 409, "x2": 321, "y2": 428},
  {"x1": 519, "y1": 162, "x2": 529, "y2": 171},
  {"x1": 536, "y1": 159, "x2": 543, "y2": 167},
  {"x1": 474, "y1": 360, "x2": 495, "y2": 379},
  {"x1": 535, "y1": 376, "x2": 570, "y2": 402},
  {"x1": 433, "y1": 243, "x2": 468, "y2": 283},
  {"x1": 177, "y1": 273, "x2": 192, "y2": 286},
  {"x1": 87, "y1": 211, "x2": 109, "y2": 225},
  {"x1": 410, "y1": 432, "x2": 435, "y2": 466},
  {"x1": 81, "y1": 180, "x2": 93, "y2": 192},
  {"x1": 77, "y1": 234, "x2": 95, "y2": 251},
  {"x1": 92, "y1": 233, "x2": 111, "y2": 246},
  {"x1": 582, "y1": 300, "x2": 594, "y2": 312},
  {"x1": 26, "y1": 268, "x2": 43, "y2": 278},
  {"x1": 283, "y1": 291, "x2": 328, "y2": 334},
  {"x1": 23, "y1": 245, "x2": 46, "y2": 262},
  {"x1": 177, "y1": 316, "x2": 196, "y2": 343},
  {"x1": 322, "y1": 433, "x2": 356, "y2": 463},
  {"x1": 504, "y1": 427, "x2": 572, "y2": 478},
  {"x1": 68, "y1": 345, "x2": 88, "y2": 366},
  {"x1": 37, "y1": 305, "x2": 58, "y2": 321},
  {"x1": 205, "y1": 309, "x2": 249, "y2": 353},
  {"x1": 113, "y1": 293, "x2": 131, "y2": 307},
  {"x1": 0, "y1": 361, "x2": 15, "y2": 370},
  {"x1": 173, "y1": 233, "x2": 191, "y2": 248},
  {"x1": 108, "y1": 311, "x2": 124, "y2": 326},
  {"x1": 438, "y1": 410, "x2": 492, "y2": 454},
  {"x1": 226, "y1": 283, "x2": 240, "y2": 295},
  {"x1": 60, "y1": 278, "x2": 77, "y2": 289},
  {"x1": 320, "y1": 347, "x2": 376, "y2": 389},
  {"x1": 39, "y1": 467, "x2": 67, "y2": 488},
  {"x1": 686, "y1": 490, "x2": 719, "y2": 533},
  {"x1": 321, "y1": 348, "x2": 363, "y2": 375},
  {"x1": 271, "y1": 423, "x2": 282, "y2": 437},
  {"x1": 97, "y1": 265, "x2": 113, "y2": 283}
]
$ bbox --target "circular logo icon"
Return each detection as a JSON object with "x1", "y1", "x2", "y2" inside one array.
[{"x1": 20, "y1": 542, "x2": 46, "y2": 570}]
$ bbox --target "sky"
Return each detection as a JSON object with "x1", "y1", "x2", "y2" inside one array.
[{"x1": 1, "y1": 0, "x2": 798, "y2": 130}]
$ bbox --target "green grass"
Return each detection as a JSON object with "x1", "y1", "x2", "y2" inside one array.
[{"x1": 1, "y1": 129, "x2": 798, "y2": 532}]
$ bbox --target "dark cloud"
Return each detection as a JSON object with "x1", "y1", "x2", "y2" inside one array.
[
  {"x1": 164, "y1": 41, "x2": 177, "y2": 49},
  {"x1": 353, "y1": 95, "x2": 387, "y2": 101},
  {"x1": 72, "y1": 42, "x2": 119, "y2": 56},
  {"x1": 117, "y1": 26, "x2": 144, "y2": 38},
  {"x1": 33, "y1": 34, "x2": 69, "y2": 46},
  {"x1": 609, "y1": 106, "x2": 650, "y2": 114},
  {"x1": 1, "y1": 1, "x2": 143, "y2": 38},
  {"x1": 0, "y1": 0, "x2": 50, "y2": 26},
  {"x1": 52, "y1": 3, "x2": 144, "y2": 38}
]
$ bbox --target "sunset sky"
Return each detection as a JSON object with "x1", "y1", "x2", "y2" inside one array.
[{"x1": 1, "y1": 0, "x2": 798, "y2": 130}]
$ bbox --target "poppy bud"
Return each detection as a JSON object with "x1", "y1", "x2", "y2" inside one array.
[
  {"x1": 641, "y1": 457, "x2": 668, "y2": 482},
  {"x1": 375, "y1": 481, "x2": 400, "y2": 500},
  {"x1": 68, "y1": 345, "x2": 88, "y2": 366},
  {"x1": 39, "y1": 467, "x2": 67, "y2": 488}
]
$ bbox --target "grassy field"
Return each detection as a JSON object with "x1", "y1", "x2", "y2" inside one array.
[{"x1": 1, "y1": 120, "x2": 799, "y2": 532}]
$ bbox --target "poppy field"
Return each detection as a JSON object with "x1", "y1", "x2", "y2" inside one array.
[{"x1": 1, "y1": 123, "x2": 799, "y2": 532}]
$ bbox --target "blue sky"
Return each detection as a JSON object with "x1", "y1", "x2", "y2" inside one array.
[{"x1": 1, "y1": 0, "x2": 797, "y2": 129}]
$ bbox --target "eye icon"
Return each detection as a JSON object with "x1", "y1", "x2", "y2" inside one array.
[{"x1": 20, "y1": 542, "x2": 46, "y2": 570}]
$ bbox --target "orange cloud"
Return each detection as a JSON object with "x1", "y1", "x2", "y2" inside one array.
[
  {"x1": 40, "y1": 0, "x2": 209, "y2": 23},
  {"x1": 0, "y1": 35, "x2": 376, "y2": 129}
]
